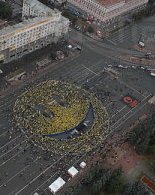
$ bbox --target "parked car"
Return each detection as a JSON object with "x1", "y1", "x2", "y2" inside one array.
[{"x1": 108, "y1": 64, "x2": 113, "y2": 67}]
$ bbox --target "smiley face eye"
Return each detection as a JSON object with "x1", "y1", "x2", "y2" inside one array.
[{"x1": 34, "y1": 104, "x2": 54, "y2": 118}]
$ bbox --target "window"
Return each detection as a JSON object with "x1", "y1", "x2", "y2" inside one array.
[
  {"x1": 10, "y1": 54, "x2": 15, "y2": 58},
  {"x1": 23, "y1": 49, "x2": 28, "y2": 52}
]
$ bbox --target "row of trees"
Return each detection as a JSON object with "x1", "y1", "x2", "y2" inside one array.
[
  {"x1": 128, "y1": 113, "x2": 155, "y2": 155},
  {"x1": 0, "y1": 1, "x2": 12, "y2": 19},
  {"x1": 64, "y1": 166, "x2": 149, "y2": 195}
]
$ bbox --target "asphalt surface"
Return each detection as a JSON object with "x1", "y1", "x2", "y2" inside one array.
[
  {"x1": 0, "y1": 14, "x2": 155, "y2": 195},
  {"x1": 103, "y1": 14, "x2": 155, "y2": 51}
]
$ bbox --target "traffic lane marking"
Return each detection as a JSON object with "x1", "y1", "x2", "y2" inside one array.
[
  {"x1": 113, "y1": 101, "x2": 149, "y2": 131},
  {"x1": 0, "y1": 135, "x2": 21, "y2": 151},
  {"x1": 30, "y1": 172, "x2": 58, "y2": 195},
  {"x1": 111, "y1": 105, "x2": 127, "y2": 119},
  {"x1": 0, "y1": 131, "x2": 7, "y2": 138},
  {"x1": 118, "y1": 79, "x2": 146, "y2": 98},
  {"x1": 0, "y1": 152, "x2": 60, "y2": 194},
  {"x1": 110, "y1": 93, "x2": 151, "y2": 129},
  {"x1": 14, "y1": 140, "x2": 88, "y2": 195},
  {"x1": 0, "y1": 138, "x2": 27, "y2": 159},
  {"x1": 72, "y1": 68, "x2": 94, "y2": 81},
  {"x1": 81, "y1": 64, "x2": 99, "y2": 76},
  {"x1": 31, "y1": 152, "x2": 88, "y2": 194},
  {"x1": 0, "y1": 145, "x2": 29, "y2": 168},
  {"x1": 0, "y1": 157, "x2": 40, "y2": 188}
]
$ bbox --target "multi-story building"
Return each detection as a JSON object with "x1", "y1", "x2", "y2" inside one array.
[
  {"x1": 67, "y1": 0, "x2": 149, "y2": 22},
  {"x1": 0, "y1": 19, "x2": 8, "y2": 30},
  {"x1": 0, "y1": 0, "x2": 69, "y2": 64},
  {"x1": 22, "y1": 0, "x2": 59, "y2": 18}
]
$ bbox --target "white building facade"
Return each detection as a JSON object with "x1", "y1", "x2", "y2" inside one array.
[
  {"x1": 67, "y1": 0, "x2": 149, "y2": 22},
  {"x1": 0, "y1": 0, "x2": 69, "y2": 64}
]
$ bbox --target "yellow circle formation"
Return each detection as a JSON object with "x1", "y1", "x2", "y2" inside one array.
[{"x1": 14, "y1": 80, "x2": 109, "y2": 154}]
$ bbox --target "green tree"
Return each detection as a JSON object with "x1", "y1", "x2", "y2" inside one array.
[
  {"x1": 87, "y1": 26, "x2": 94, "y2": 34},
  {"x1": 149, "y1": 160, "x2": 155, "y2": 174},
  {"x1": 50, "y1": 52, "x2": 57, "y2": 60},
  {"x1": 62, "y1": 10, "x2": 77, "y2": 23},
  {"x1": 0, "y1": 1, "x2": 12, "y2": 19},
  {"x1": 146, "y1": 145, "x2": 155, "y2": 154},
  {"x1": 128, "y1": 113, "x2": 155, "y2": 155},
  {"x1": 124, "y1": 182, "x2": 150, "y2": 195},
  {"x1": 105, "y1": 168, "x2": 124, "y2": 193}
]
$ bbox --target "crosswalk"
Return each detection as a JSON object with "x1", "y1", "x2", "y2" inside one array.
[{"x1": 104, "y1": 22, "x2": 155, "y2": 46}]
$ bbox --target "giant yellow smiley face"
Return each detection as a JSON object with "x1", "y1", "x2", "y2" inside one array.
[{"x1": 14, "y1": 80, "x2": 109, "y2": 154}]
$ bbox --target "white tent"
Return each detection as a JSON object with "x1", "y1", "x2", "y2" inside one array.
[
  {"x1": 138, "y1": 41, "x2": 145, "y2": 47},
  {"x1": 68, "y1": 166, "x2": 79, "y2": 177},
  {"x1": 34, "y1": 193, "x2": 39, "y2": 195},
  {"x1": 80, "y1": 161, "x2": 86, "y2": 168},
  {"x1": 49, "y1": 177, "x2": 66, "y2": 194}
]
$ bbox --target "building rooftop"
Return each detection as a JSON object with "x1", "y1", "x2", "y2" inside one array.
[
  {"x1": 96, "y1": 0, "x2": 126, "y2": 7},
  {"x1": 0, "y1": 16, "x2": 52, "y2": 38},
  {"x1": 49, "y1": 177, "x2": 66, "y2": 194},
  {"x1": 68, "y1": 166, "x2": 79, "y2": 177},
  {"x1": 24, "y1": 0, "x2": 59, "y2": 16},
  {"x1": 80, "y1": 161, "x2": 86, "y2": 168}
]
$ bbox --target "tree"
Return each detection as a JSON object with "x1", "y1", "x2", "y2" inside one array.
[
  {"x1": 148, "y1": 0, "x2": 155, "y2": 5},
  {"x1": 105, "y1": 176, "x2": 124, "y2": 193},
  {"x1": 62, "y1": 10, "x2": 77, "y2": 23},
  {"x1": 124, "y1": 182, "x2": 150, "y2": 195},
  {"x1": 146, "y1": 145, "x2": 155, "y2": 155},
  {"x1": 105, "y1": 168, "x2": 125, "y2": 193},
  {"x1": 0, "y1": 1, "x2": 12, "y2": 19},
  {"x1": 72, "y1": 17, "x2": 77, "y2": 25},
  {"x1": 149, "y1": 160, "x2": 155, "y2": 174},
  {"x1": 128, "y1": 113, "x2": 155, "y2": 155},
  {"x1": 87, "y1": 26, "x2": 94, "y2": 34},
  {"x1": 50, "y1": 51, "x2": 57, "y2": 60}
]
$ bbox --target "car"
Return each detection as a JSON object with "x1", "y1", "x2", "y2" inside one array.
[
  {"x1": 77, "y1": 26, "x2": 81, "y2": 31},
  {"x1": 150, "y1": 71, "x2": 155, "y2": 77},
  {"x1": 75, "y1": 25, "x2": 80, "y2": 30},
  {"x1": 146, "y1": 68, "x2": 155, "y2": 71},
  {"x1": 117, "y1": 65, "x2": 126, "y2": 69},
  {"x1": 131, "y1": 65, "x2": 136, "y2": 69},
  {"x1": 118, "y1": 65, "x2": 123, "y2": 68},
  {"x1": 139, "y1": 66, "x2": 145, "y2": 70},
  {"x1": 67, "y1": 45, "x2": 72, "y2": 49},
  {"x1": 108, "y1": 64, "x2": 113, "y2": 67}
]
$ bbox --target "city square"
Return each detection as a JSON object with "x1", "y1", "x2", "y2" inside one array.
[{"x1": 0, "y1": 0, "x2": 154, "y2": 194}]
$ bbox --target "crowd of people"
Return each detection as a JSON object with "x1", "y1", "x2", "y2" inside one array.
[{"x1": 13, "y1": 80, "x2": 110, "y2": 155}]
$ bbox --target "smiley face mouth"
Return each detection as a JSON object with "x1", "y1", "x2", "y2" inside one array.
[{"x1": 42, "y1": 103, "x2": 94, "y2": 140}]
